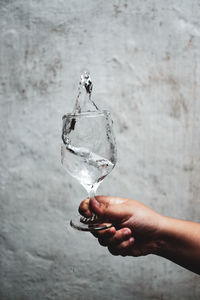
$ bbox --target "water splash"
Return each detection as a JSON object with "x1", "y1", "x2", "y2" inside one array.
[
  {"x1": 62, "y1": 71, "x2": 99, "y2": 144},
  {"x1": 72, "y1": 70, "x2": 99, "y2": 114}
]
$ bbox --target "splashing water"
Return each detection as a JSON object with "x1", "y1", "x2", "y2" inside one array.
[
  {"x1": 62, "y1": 70, "x2": 99, "y2": 143},
  {"x1": 72, "y1": 70, "x2": 99, "y2": 114}
]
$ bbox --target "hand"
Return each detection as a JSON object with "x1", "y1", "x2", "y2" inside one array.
[{"x1": 79, "y1": 196, "x2": 164, "y2": 257}]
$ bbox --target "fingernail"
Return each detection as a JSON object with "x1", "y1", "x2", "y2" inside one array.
[
  {"x1": 129, "y1": 237, "x2": 134, "y2": 244},
  {"x1": 123, "y1": 229, "x2": 131, "y2": 237}
]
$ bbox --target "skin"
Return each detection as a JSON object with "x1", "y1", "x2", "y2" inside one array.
[{"x1": 79, "y1": 196, "x2": 200, "y2": 275}]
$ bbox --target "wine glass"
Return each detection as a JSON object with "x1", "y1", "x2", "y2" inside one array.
[{"x1": 61, "y1": 110, "x2": 117, "y2": 231}]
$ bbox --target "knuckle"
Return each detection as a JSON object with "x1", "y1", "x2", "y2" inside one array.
[
  {"x1": 111, "y1": 236, "x2": 118, "y2": 244},
  {"x1": 111, "y1": 233, "x2": 122, "y2": 245},
  {"x1": 109, "y1": 234, "x2": 122, "y2": 246}
]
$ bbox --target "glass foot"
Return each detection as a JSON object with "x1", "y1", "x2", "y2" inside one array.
[{"x1": 70, "y1": 215, "x2": 113, "y2": 232}]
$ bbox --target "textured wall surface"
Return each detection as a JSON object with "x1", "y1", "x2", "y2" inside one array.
[{"x1": 0, "y1": 1, "x2": 200, "y2": 299}]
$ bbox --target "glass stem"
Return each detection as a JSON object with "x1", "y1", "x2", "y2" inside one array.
[
  {"x1": 89, "y1": 188, "x2": 95, "y2": 201},
  {"x1": 88, "y1": 186, "x2": 97, "y2": 221}
]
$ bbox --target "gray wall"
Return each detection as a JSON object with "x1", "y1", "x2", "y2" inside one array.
[{"x1": 0, "y1": 1, "x2": 200, "y2": 299}]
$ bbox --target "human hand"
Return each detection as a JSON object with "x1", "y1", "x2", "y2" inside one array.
[{"x1": 79, "y1": 196, "x2": 164, "y2": 257}]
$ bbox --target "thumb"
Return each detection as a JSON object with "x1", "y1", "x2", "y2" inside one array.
[
  {"x1": 90, "y1": 196, "x2": 129, "y2": 222},
  {"x1": 89, "y1": 197, "x2": 106, "y2": 218}
]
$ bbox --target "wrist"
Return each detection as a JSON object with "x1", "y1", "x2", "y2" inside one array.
[
  {"x1": 154, "y1": 215, "x2": 182, "y2": 257},
  {"x1": 152, "y1": 215, "x2": 170, "y2": 256}
]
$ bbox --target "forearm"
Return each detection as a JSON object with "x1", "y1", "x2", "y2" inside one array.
[{"x1": 157, "y1": 216, "x2": 200, "y2": 274}]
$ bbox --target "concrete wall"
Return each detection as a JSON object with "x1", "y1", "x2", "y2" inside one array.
[{"x1": 0, "y1": 0, "x2": 200, "y2": 299}]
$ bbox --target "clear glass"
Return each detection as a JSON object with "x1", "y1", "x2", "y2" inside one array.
[{"x1": 61, "y1": 110, "x2": 117, "y2": 231}]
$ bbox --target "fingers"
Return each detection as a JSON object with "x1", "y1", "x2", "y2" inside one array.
[
  {"x1": 93, "y1": 227, "x2": 134, "y2": 257},
  {"x1": 79, "y1": 196, "x2": 110, "y2": 218},
  {"x1": 89, "y1": 197, "x2": 105, "y2": 217},
  {"x1": 93, "y1": 226, "x2": 116, "y2": 241},
  {"x1": 95, "y1": 196, "x2": 127, "y2": 205},
  {"x1": 108, "y1": 237, "x2": 135, "y2": 256},
  {"x1": 90, "y1": 196, "x2": 131, "y2": 222},
  {"x1": 89, "y1": 196, "x2": 122, "y2": 218},
  {"x1": 79, "y1": 196, "x2": 130, "y2": 223},
  {"x1": 98, "y1": 227, "x2": 131, "y2": 245},
  {"x1": 98, "y1": 227, "x2": 132, "y2": 247}
]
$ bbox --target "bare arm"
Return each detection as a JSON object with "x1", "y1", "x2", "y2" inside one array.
[
  {"x1": 157, "y1": 217, "x2": 200, "y2": 274},
  {"x1": 79, "y1": 196, "x2": 200, "y2": 275}
]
